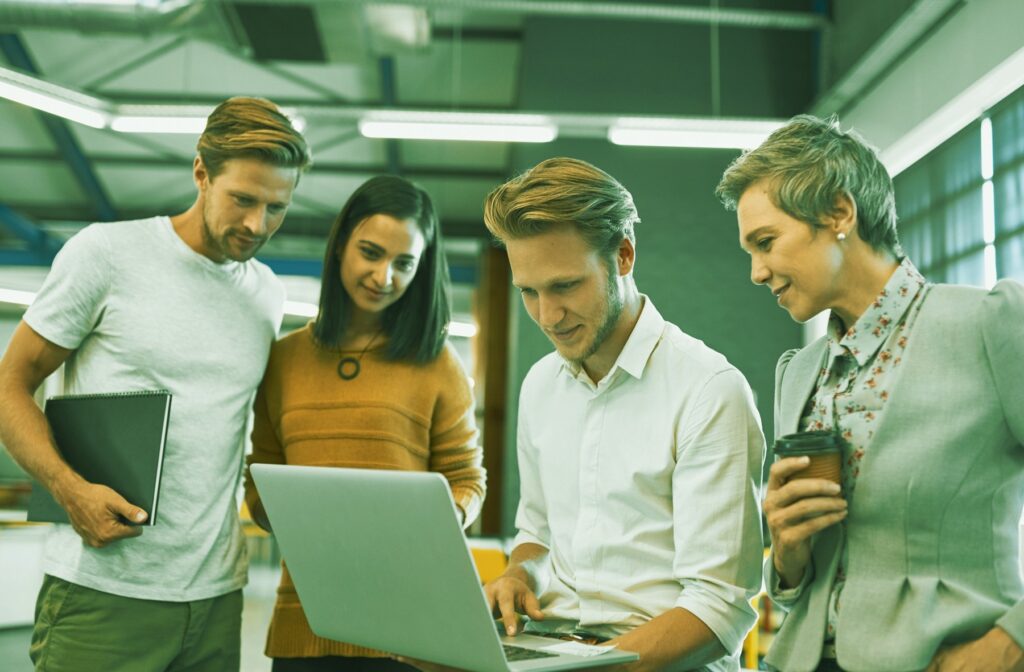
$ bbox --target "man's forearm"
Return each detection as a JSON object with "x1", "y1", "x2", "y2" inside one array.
[
  {"x1": 609, "y1": 607, "x2": 727, "y2": 672},
  {"x1": 0, "y1": 373, "x2": 80, "y2": 501}
]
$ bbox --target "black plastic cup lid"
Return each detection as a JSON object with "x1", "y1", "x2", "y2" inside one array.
[{"x1": 774, "y1": 430, "x2": 842, "y2": 455}]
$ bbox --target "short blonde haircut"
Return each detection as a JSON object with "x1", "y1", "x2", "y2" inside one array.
[
  {"x1": 197, "y1": 97, "x2": 311, "y2": 180},
  {"x1": 483, "y1": 157, "x2": 639, "y2": 261},
  {"x1": 716, "y1": 114, "x2": 901, "y2": 257}
]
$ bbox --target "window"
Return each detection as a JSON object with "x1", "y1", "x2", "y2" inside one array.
[
  {"x1": 991, "y1": 83, "x2": 1024, "y2": 282},
  {"x1": 895, "y1": 81, "x2": 1024, "y2": 287},
  {"x1": 894, "y1": 123, "x2": 987, "y2": 286}
]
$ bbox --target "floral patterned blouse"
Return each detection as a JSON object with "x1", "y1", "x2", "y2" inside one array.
[{"x1": 798, "y1": 257, "x2": 930, "y2": 641}]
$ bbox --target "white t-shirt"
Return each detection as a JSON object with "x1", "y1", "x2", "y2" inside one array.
[
  {"x1": 24, "y1": 216, "x2": 284, "y2": 602},
  {"x1": 514, "y1": 297, "x2": 765, "y2": 672}
]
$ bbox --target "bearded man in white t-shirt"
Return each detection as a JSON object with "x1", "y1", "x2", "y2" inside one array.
[
  {"x1": 480, "y1": 158, "x2": 765, "y2": 672},
  {"x1": 0, "y1": 97, "x2": 310, "y2": 672}
]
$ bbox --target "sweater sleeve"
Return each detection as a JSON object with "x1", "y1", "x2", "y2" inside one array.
[
  {"x1": 244, "y1": 349, "x2": 286, "y2": 530},
  {"x1": 429, "y1": 344, "x2": 486, "y2": 528}
]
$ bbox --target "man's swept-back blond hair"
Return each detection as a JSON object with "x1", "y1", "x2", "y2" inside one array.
[
  {"x1": 197, "y1": 97, "x2": 312, "y2": 180},
  {"x1": 483, "y1": 157, "x2": 639, "y2": 261}
]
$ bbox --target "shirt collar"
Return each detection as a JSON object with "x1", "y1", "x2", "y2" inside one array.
[
  {"x1": 826, "y1": 257, "x2": 926, "y2": 367},
  {"x1": 559, "y1": 295, "x2": 664, "y2": 383}
]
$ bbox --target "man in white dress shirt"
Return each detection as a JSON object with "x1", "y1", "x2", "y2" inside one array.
[{"x1": 481, "y1": 158, "x2": 766, "y2": 671}]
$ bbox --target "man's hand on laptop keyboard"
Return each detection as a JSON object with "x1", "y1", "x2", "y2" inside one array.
[{"x1": 484, "y1": 566, "x2": 545, "y2": 637}]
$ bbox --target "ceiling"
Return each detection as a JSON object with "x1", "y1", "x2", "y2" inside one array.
[{"x1": 0, "y1": 0, "x2": 939, "y2": 277}]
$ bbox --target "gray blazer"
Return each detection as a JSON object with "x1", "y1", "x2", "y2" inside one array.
[{"x1": 764, "y1": 280, "x2": 1024, "y2": 672}]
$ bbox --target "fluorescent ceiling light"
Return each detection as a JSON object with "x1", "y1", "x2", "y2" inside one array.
[
  {"x1": 0, "y1": 288, "x2": 36, "y2": 306},
  {"x1": 110, "y1": 104, "x2": 213, "y2": 135},
  {"x1": 0, "y1": 70, "x2": 297, "y2": 137},
  {"x1": 0, "y1": 66, "x2": 785, "y2": 151},
  {"x1": 283, "y1": 300, "x2": 318, "y2": 318},
  {"x1": 359, "y1": 112, "x2": 556, "y2": 143},
  {"x1": 360, "y1": 120, "x2": 556, "y2": 143},
  {"x1": 110, "y1": 105, "x2": 302, "y2": 135},
  {"x1": 280, "y1": 109, "x2": 306, "y2": 134},
  {"x1": 110, "y1": 115, "x2": 207, "y2": 134},
  {"x1": 448, "y1": 320, "x2": 478, "y2": 338},
  {"x1": 0, "y1": 67, "x2": 108, "y2": 129},
  {"x1": 608, "y1": 118, "x2": 785, "y2": 149}
]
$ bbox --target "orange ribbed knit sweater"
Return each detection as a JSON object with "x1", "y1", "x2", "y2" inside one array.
[{"x1": 243, "y1": 324, "x2": 486, "y2": 659}]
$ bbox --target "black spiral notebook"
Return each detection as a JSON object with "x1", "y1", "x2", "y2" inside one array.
[{"x1": 27, "y1": 390, "x2": 172, "y2": 525}]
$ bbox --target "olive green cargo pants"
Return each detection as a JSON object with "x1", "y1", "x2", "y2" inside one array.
[{"x1": 30, "y1": 575, "x2": 242, "y2": 672}]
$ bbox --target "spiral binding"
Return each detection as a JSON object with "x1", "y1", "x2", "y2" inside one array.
[{"x1": 47, "y1": 389, "x2": 170, "y2": 402}]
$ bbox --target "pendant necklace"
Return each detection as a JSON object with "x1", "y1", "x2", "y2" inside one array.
[{"x1": 337, "y1": 330, "x2": 382, "y2": 381}]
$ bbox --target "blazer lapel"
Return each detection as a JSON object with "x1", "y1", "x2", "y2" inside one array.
[{"x1": 779, "y1": 338, "x2": 829, "y2": 436}]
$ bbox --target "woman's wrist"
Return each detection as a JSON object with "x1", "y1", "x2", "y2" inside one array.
[{"x1": 773, "y1": 550, "x2": 807, "y2": 589}]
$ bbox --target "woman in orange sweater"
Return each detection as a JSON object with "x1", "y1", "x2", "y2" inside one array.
[{"x1": 244, "y1": 175, "x2": 486, "y2": 672}]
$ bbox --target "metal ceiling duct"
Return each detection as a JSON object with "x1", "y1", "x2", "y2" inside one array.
[
  {"x1": 0, "y1": 0, "x2": 828, "y2": 34},
  {"x1": 0, "y1": 0, "x2": 205, "y2": 33},
  {"x1": 240, "y1": 0, "x2": 827, "y2": 31},
  {"x1": 0, "y1": 0, "x2": 426, "y2": 63}
]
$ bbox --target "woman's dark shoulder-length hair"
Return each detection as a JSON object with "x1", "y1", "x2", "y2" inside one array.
[{"x1": 312, "y1": 175, "x2": 450, "y2": 364}]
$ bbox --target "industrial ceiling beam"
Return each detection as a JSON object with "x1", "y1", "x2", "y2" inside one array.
[
  {"x1": 0, "y1": 0, "x2": 825, "y2": 31},
  {"x1": 0, "y1": 33, "x2": 117, "y2": 221},
  {"x1": 234, "y1": 0, "x2": 826, "y2": 31},
  {"x1": 102, "y1": 91, "x2": 517, "y2": 112},
  {"x1": 0, "y1": 248, "x2": 54, "y2": 265},
  {"x1": 0, "y1": 204, "x2": 62, "y2": 263}
]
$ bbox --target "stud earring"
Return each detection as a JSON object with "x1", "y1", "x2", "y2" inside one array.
[{"x1": 837, "y1": 232, "x2": 847, "y2": 242}]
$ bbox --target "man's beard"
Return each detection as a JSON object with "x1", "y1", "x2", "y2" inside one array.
[
  {"x1": 201, "y1": 204, "x2": 265, "y2": 262},
  {"x1": 570, "y1": 263, "x2": 624, "y2": 367}
]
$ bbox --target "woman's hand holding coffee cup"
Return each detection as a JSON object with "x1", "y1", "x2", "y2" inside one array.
[{"x1": 765, "y1": 431, "x2": 849, "y2": 589}]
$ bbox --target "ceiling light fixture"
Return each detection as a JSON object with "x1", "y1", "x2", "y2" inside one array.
[
  {"x1": 0, "y1": 66, "x2": 109, "y2": 129},
  {"x1": 0, "y1": 288, "x2": 36, "y2": 306},
  {"x1": 608, "y1": 117, "x2": 785, "y2": 149},
  {"x1": 110, "y1": 105, "x2": 306, "y2": 135},
  {"x1": 110, "y1": 115, "x2": 207, "y2": 134},
  {"x1": 0, "y1": 69, "x2": 307, "y2": 137},
  {"x1": 0, "y1": 64, "x2": 786, "y2": 151},
  {"x1": 283, "y1": 300, "x2": 318, "y2": 318},
  {"x1": 359, "y1": 111, "x2": 557, "y2": 143},
  {"x1": 448, "y1": 321, "x2": 478, "y2": 338}
]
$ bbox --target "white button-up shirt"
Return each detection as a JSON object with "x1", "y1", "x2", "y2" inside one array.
[{"x1": 514, "y1": 297, "x2": 765, "y2": 670}]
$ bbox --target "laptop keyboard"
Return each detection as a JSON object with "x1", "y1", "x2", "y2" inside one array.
[{"x1": 503, "y1": 644, "x2": 558, "y2": 661}]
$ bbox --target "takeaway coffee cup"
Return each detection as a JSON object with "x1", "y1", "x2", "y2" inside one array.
[{"x1": 773, "y1": 430, "x2": 842, "y2": 485}]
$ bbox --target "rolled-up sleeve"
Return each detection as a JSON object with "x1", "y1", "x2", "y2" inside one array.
[{"x1": 671, "y1": 368, "x2": 766, "y2": 655}]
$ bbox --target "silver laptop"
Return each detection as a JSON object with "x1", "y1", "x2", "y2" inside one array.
[{"x1": 250, "y1": 464, "x2": 639, "y2": 671}]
